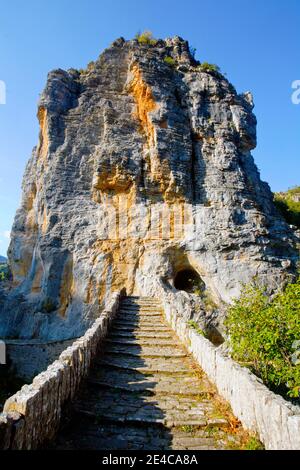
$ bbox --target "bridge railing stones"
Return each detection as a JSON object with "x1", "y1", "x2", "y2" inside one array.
[
  {"x1": 0, "y1": 292, "x2": 120, "y2": 450},
  {"x1": 157, "y1": 281, "x2": 300, "y2": 450}
]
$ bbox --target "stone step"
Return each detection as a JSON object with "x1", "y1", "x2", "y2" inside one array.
[
  {"x1": 111, "y1": 325, "x2": 170, "y2": 333},
  {"x1": 116, "y1": 315, "x2": 163, "y2": 321},
  {"x1": 113, "y1": 318, "x2": 165, "y2": 325},
  {"x1": 104, "y1": 344, "x2": 187, "y2": 358},
  {"x1": 88, "y1": 368, "x2": 212, "y2": 396},
  {"x1": 73, "y1": 388, "x2": 224, "y2": 428},
  {"x1": 53, "y1": 418, "x2": 226, "y2": 450},
  {"x1": 119, "y1": 304, "x2": 162, "y2": 309},
  {"x1": 118, "y1": 306, "x2": 162, "y2": 310},
  {"x1": 120, "y1": 304, "x2": 162, "y2": 309},
  {"x1": 52, "y1": 416, "x2": 235, "y2": 450},
  {"x1": 97, "y1": 356, "x2": 195, "y2": 374},
  {"x1": 121, "y1": 303, "x2": 161, "y2": 307},
  {"x1": 119, "y1": 302, "x2": 162, "y2": 306},
  {"x1": 75, "y1": 407, "x2": 209, "y2": 427},
  {"x1": 105, "y1": 337, "x2": 178, "y2": 346},
  {"x1": 111, "y1": 321, "x2": 170, "y2": 332},
  {"x1": 120, "y1": 308, "x2": 162, "y2": 313},
  {"x1": 122, "y1": 296, "x2": 155, "y2": 299},
  {"x1": 116, "y1": 313, "x2": 163, "y2": 320},
  {"x1": 116, "y1": 317, "x2": 163, "y2": 322},
  {"x1": 118, "y1": 307, "x2": 162, "y2": 311},
  {"x1": 117, "y1": 310, "x2": 162, "y2": 317},
  {"x1": 114, "y1": 320, "x2": 164, "y2": 327},
  {"x1": 121, "y1": 300, "x2": 161, "y2": 306},
  {"x1": 109, "y1": 331, "x2": 174, "y2": 339},
  {"x1": 53, "y1": 420, "x2": 174, "y2": 450},
  {"x1": 171, "y1": 436, "x2": 221, "y2": 450},
  {"x1": 116, "y1": 320, "x2": 164, "y2": 326},
  {"x1": 87, "y1": 379, "x2": 210, "y2": 397},
  {"x1": 122, "y1": 296, "x2": 158, "y2": 301}
]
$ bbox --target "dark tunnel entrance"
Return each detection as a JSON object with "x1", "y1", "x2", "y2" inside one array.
[{"x1": 174, "y1": 268, "x2": 205, "y2": 294}]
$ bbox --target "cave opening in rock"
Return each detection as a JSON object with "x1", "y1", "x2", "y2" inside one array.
[{"x1": 174, "y1": 268, "x2": 205, "y2": 294}]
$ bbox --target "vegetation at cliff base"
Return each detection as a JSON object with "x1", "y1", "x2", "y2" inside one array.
[
  {"x1": 274, "y1": 186, "x2": 300, "y2": 228},
  {"x1": 225, "y1": 278, "x2": 300, "y2": 400},
  {"x1": 243, "y1": 436, "x2": 264, "y2": 451}
]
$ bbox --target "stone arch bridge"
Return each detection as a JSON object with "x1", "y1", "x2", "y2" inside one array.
[{"x1": 1, "y1": 290, "x2": 300, "y2": 450}]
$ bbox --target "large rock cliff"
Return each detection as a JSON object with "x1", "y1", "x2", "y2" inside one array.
[{"x1": 0, "y1": 36, "x2": 298, "y2": 340}]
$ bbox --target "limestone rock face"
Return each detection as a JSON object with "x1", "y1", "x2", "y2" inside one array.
[{"x1": 0, "y1": 36, "x2": 298, "y2": 340}]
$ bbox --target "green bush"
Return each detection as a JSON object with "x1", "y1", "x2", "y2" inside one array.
[
  {"x1": 0, "y1": 264, "x2": 9, "y2": 281},
  {"x1": 163, "y1": 56, "x2": 176, "y2": 67},
  {"x1": 225, "y1": 279, "x2": 300, "y2": 399},
  {"x1": 135, "y1": 30, "x2": 157, "y2": 46},
  {"x1": 198, "y1": 62, "x2": 220, "y2": 73},
  {"x1": 243, "y1": 436, "x2": 264, "y2": 450},
  {"x1": 187, "y1": 320, "x2": 207, "y2": 337},
  {"x1": 274, "y1": 188, "x2": 300, "y2": 228}
]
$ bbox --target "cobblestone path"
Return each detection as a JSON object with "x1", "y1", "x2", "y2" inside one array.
[{"x1": 53, "y1": 297, "x2": 248, "y2": 450}]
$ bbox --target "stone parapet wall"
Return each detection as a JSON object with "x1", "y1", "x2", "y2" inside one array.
[
  {"x1": 158, "y1": 282, "x2": 300, "y2": 450},
  {"x1": 0, "y1": 292, "x2": 119, "y2": 450}
]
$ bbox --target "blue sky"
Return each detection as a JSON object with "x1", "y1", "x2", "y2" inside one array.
[{"x1": 0, "y1": 0, "x2": 299, "y2": 256}]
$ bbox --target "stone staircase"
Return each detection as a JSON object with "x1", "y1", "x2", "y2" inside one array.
[{"x1": 52, "y1": 297, "x2": 248, "y2": 450}]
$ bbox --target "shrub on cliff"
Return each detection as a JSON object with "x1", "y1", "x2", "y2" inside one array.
[
  {"x1": 274, "y1": 187, "x2": 300, "y2": 228},
  {"x1": 163, "y1": 56, "x2": 176, "y2": 67},
  {"x1": 225, "y1": 278, "x2": 300, "y2": 400},
  {"x1": 135, "y1": 30, "x2": 157, "y2": 45},
  {"x1": 0, "y1": 264, "x2": 9, "y2": 281},
  {"x1": 198, "y1": 62, "x2": 220, "y2": 73}
]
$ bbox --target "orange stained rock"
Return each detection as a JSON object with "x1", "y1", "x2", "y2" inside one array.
[
  {"x1": 129, "y1": 64, "x2": 157, "y2": 147},
  {"x1": 128, "y1": 65, "x2": 186, "y2": 203},
  {"x1": 41, "y1": 207, "x2": 48, "y2": 234},
  {"x1": 85, "y1": 239, "x2": 146, "y2": 306},
  {"x1": 37, "y1": 106, "x2": 49, "y2": 161}
]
